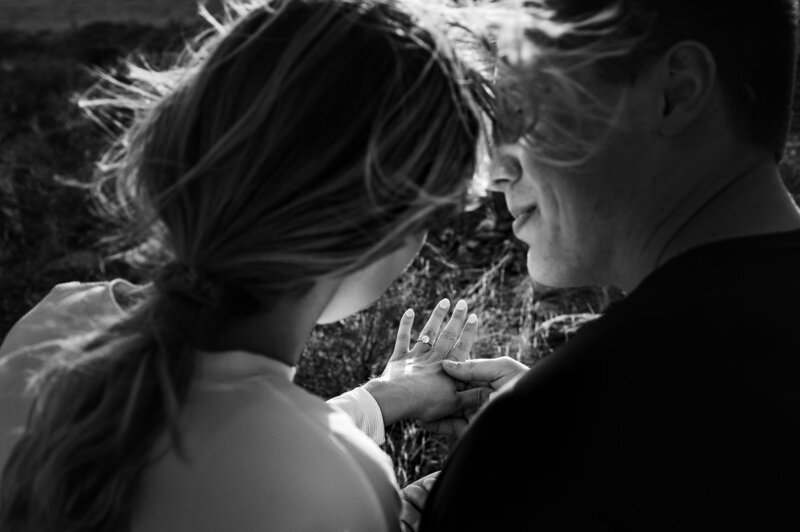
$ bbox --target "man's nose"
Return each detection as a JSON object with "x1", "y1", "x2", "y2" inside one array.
[{"x1": 487, "y1": 150, "x2": 522, "y2": 192}]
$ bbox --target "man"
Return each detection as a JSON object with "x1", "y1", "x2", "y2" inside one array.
[{"x1": 422, "y1": 0, "x2": 800, "y2": 529}]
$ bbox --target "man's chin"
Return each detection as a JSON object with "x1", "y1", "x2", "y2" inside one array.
[
  {"x1": 526, "y1": 252, "x2": 585, "y2": 289},
  {"x1": 526, "y1": 251, "x2": 557, "y2": 287}
]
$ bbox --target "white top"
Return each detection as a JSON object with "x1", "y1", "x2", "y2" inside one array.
[
  {"x1": 0, "y1": 281, "x2": 396, "y2": 531},
  {"x1": 133, "y1": 350, "x2": 400, "y2": 532}
]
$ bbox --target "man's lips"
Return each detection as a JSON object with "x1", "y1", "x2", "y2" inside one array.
[
  {"x1": 511, "y1": 206, "x2": 537, "y2": 235},
  {"x1": 509, "y1": 206, "x2": 537, "y2": 219}
]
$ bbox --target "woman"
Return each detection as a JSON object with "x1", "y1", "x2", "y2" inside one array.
[{"x1": 0, "y1": 0, "x2": 493, "y2": 530}]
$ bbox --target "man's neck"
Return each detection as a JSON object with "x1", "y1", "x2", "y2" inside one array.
[{"x1": 623, "y1": 155, "x2": 800, "y2": 292}]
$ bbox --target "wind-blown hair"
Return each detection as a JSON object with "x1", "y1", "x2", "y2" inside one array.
[
  {"x1": 0, "y1": 1, "x2": 488, "y2": 530},
  {"x1": 490, "y1": 0, "x2": 799, "y2": 164}
]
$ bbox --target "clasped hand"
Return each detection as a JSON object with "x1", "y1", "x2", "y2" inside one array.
[
  {"x1": 363, "y1": 297, "x2": 528, "y2": 437},
  {"x1": 364, "y1": 298, "x2": 530, "y2": 532}
]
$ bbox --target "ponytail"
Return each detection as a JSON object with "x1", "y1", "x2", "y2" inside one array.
[{"x1": 0, "y1": 295, "x2": 196, "y2": 532}]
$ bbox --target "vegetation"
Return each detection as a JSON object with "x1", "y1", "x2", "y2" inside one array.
[{"x1": 2, "y1": 20, "x2": 799, "y2": 486}]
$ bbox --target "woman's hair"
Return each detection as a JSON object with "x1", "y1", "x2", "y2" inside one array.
[
  {"x1": 0, "y1": 1, "x2": 489, "y2": 530},
  {"x1": 491, "y1": 0, "x2": 799, "y2": 163}
]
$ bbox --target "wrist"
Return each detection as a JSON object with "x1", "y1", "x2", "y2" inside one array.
[{"x1": 362, "y1": 377, "x2": 408, "y2": 427}]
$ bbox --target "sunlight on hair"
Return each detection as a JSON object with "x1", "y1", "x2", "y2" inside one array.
[
  {"x1": 0, "y1": 3, "x2": 491, "y2": 530},
  {"x1": 484, "y1": 0, "x2": 638, "y2": 167}
]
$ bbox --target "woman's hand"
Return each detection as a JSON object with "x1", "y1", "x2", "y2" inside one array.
[{"x1": 362, "y1": 298, "x2": 488, "y2": 429}]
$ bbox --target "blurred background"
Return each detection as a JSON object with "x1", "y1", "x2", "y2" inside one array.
[{"x1": 2, "y1": 0, "x2": 798, "y2": 484}]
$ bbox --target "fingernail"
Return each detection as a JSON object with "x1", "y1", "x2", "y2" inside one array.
[
  {"x1": 467, "y1": 313, "x2": 478, "y2": 323},
  {"x1": 455, "y1": 300, "x2": 467, "y2": 311},
  {"x1": 438, "y1": 298, "x2": 450, "y2": 309},
  {"x1": 404, "y1": 308, "x2": 414, "y2": 317}
]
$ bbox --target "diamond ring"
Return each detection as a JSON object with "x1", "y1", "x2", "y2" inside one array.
[{"x1": 416, "y1": 334, "x2": 434, "y2": 347}]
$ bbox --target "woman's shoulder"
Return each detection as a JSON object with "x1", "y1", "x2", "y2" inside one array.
[
  {"x1": 135, "y1": 371, "x2": 400, "y2": 532},
  {"x1": 0, "y1": 279, "x2": 140, "y2": 358},
  {"x1": 198, "y1": 377, "x2": 399, "y2": 496}
]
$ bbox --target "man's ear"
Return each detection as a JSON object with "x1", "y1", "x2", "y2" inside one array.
[{"x1": 656, "y1": 41, "x2": 717, "y2": 137}]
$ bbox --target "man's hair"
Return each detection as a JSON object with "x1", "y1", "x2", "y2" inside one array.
[{"x1": 498, "y1": 0, "x2": 799, "y2": 162}]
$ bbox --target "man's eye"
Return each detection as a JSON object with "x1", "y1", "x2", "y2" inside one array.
[
  {"x1": 494, "y1": 92, "x2": 525, "y2": 143},
  {"x1": 494, "y1": 92, "x2": 543, "y2": 146}
]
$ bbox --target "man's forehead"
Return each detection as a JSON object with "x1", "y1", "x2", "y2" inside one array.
[{"x1": 491, "y1": 63, "x2": 534, "y2": 146}]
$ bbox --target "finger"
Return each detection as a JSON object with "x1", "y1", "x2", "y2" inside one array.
[
  {"x1": 402, "y1": 484, "x2": 428, "y2": 512},
  {"x1": 441, "y1": 357, "x2": 510, "y2": 385},
  {"x1": 393, "y1": 308, "x2": 415, "y2": 357},
  {"x1": 419, "y1": 469, "x2": 440, "y2": 480},
  {"x1": 419, "y1": 417, "x2": 467, "y2": 438},
  {"x1": 431, "y1": 299, "x2": 468, "y2": 359},
  {"x1": 415, "y1": 298, "x2": 451, "y2": 348},
  {"x1": 446, "y1": 313, "x2": 479, "y2": 362},
  {"x1": 400, "y1": 500, "x2": 421, "y2": 532},
  {"x1": 457, "y1": 386, "x2": 492, "y2": 411},
  {"x1": 421, "y1": 471, "x2": 440, "y2": 492}
]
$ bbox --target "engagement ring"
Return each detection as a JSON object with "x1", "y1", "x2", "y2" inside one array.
[{"x1": 416, "y1": 335, "x2": 434, "y2": 347}]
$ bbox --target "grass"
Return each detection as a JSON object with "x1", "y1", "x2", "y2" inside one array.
[
  {"x1": 0, "y1": 23, "x2": 190, "y2": 334},
  {"x1": 4, "y1": 20, "x2": 800, "y2": 488}
]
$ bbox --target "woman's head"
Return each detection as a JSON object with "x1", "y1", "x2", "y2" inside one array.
[
  {"x1": 0, "y1": 2, "x2": 489, "y2": 531},
  {"x1": 101, "y1": 0, "x2": 486, "y2": 331}
]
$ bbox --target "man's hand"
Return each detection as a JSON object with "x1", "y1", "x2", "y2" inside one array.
[
  {"x1": 400, "y1": 471, "x2": 440, "y2": 532},
  {"x1": 439, "y1": 356, "x2": 530, "y2": 421}
]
